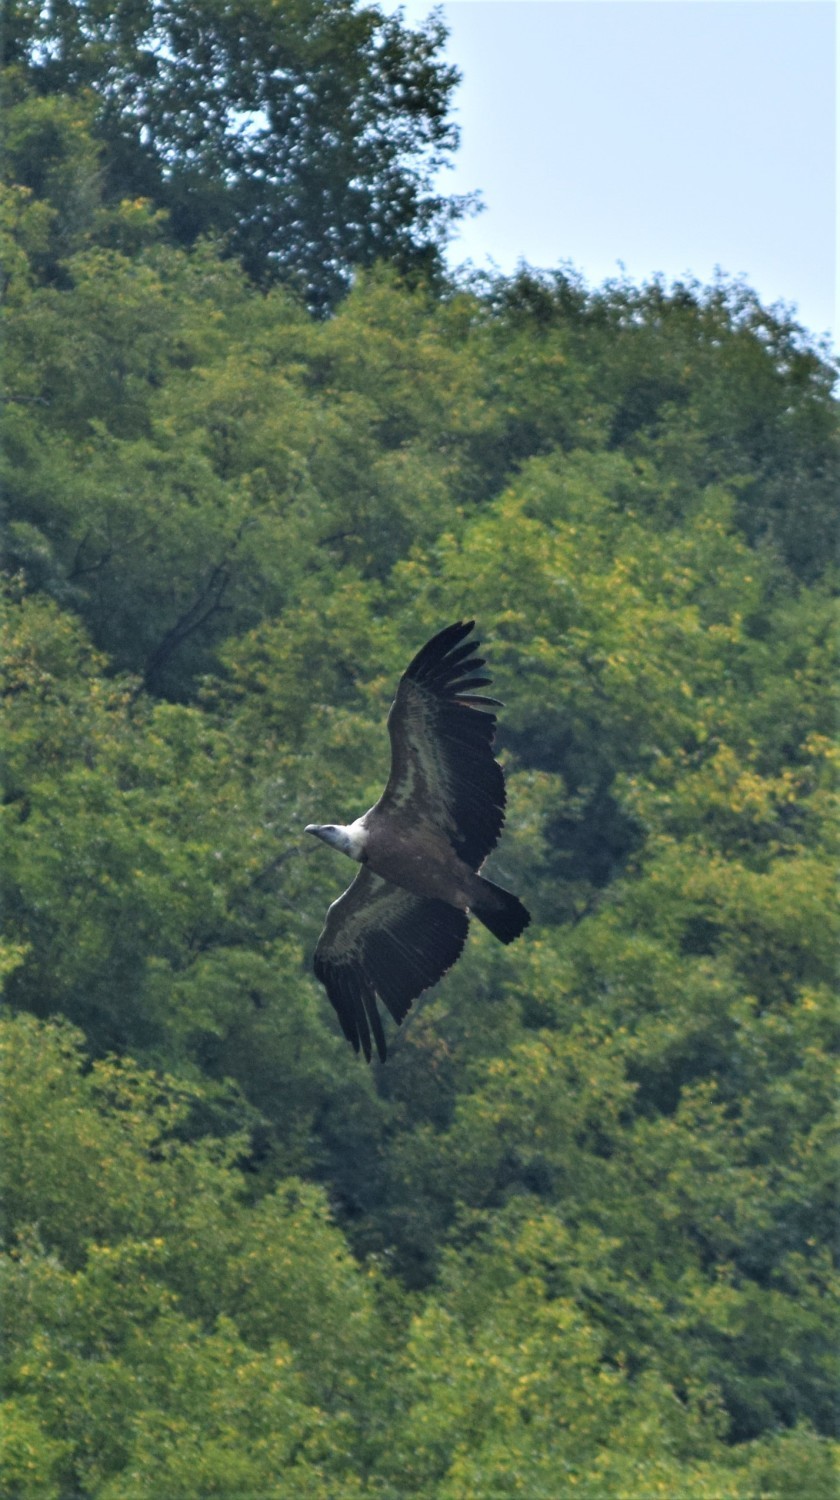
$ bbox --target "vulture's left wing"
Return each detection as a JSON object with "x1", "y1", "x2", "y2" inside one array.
[
  {"x1": 313, "y1": 867, "x2": 468, "y2": 1062},
  {"x1": 375, "y1": 621, "x2": 506, "y2": 868}
]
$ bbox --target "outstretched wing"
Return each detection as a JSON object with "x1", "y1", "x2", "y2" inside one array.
[
  {"x1": 313, "y1": 868, "x2": 468, "y2": 1062},
  {"x1": 374, "y1": 620, "x2": 506, "y2": 868}
]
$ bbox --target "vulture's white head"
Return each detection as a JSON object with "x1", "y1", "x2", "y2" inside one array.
[{"x1": 305, "y1": 822, "x2": 366, "y2": 861}]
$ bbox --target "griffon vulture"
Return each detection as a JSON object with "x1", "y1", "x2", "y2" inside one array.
[{"x1": 306, "y1": 621, "x2": 529, "y2": 1061}]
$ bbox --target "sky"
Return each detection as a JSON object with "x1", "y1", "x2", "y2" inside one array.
[{"x1": 388, "y1": 1, "x2": 836, "y2": 349}]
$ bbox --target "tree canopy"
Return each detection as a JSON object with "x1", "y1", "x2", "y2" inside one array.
[
  {"x1": 1, "y1": 39, "x2": 838, "y2": 1499},
  {"x1": 3, "y1": 0, "x2": 471, "y2": 310}
]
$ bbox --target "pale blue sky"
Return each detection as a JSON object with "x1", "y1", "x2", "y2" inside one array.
[{"x1": 391, "y1": 1, "x2": 836, "y2": 349}]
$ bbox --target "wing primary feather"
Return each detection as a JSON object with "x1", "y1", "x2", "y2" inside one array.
[
  {"x1": 433, "y1": 641, "x2": 485, "y2": 675},
  {"x1": 424, "y1": 654, "x2": 486, "y2": 687},
  {"x1": 333, "y1": 969, "x2": 360, "y2": 1055},
  {"x1": 350, "y1": 973, "x2": 372, "y2": 1063},
  {"x1": 443, "y1": 674, "x2": 494, "y2": 693},
  {"x1": 361, "y1": 982, "x2": 387, "y2": 1063},
  {"x1": 339, "y1": 969, "x2": 370, "y2": 1063},
  {"x1": 403, "y1": 621, "x2": 475, "y2": 683}
]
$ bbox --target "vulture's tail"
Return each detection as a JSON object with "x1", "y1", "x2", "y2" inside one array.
[{"x1": 470, "y1": 876, "x2": 531, "y2": 945}]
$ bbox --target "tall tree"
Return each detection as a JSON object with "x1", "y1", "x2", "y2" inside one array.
[{"x1": 5, "y1": 0, "x2": 471, "y2": 311}]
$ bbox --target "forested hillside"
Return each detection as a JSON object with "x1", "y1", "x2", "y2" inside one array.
[{"x1": 2, "y1": 8, "x2": 838, "y2": 1496}]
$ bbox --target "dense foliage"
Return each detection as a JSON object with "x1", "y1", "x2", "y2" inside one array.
[
  {"x1": 2, "y1": 53, "x2": 838, "y2": 1500},
  {"x1": 3, "y1": 0, "x2": 470, "y2": 311}
]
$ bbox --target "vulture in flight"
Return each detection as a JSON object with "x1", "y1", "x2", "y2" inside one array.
[{"x1": 306, "y1": 621, "x2": 530, "y2": 1061}]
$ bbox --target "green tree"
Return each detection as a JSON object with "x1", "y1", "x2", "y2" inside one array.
[
  {"x1": 381, "y1": 1203, "x2": 837, "y2": 1497},
  {"x1": 1, "y1": 1013, "x2": 391, "y2": 1497},
  {"x1": 5, "y1": 0, "x2": 471, "y2": 311}
]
